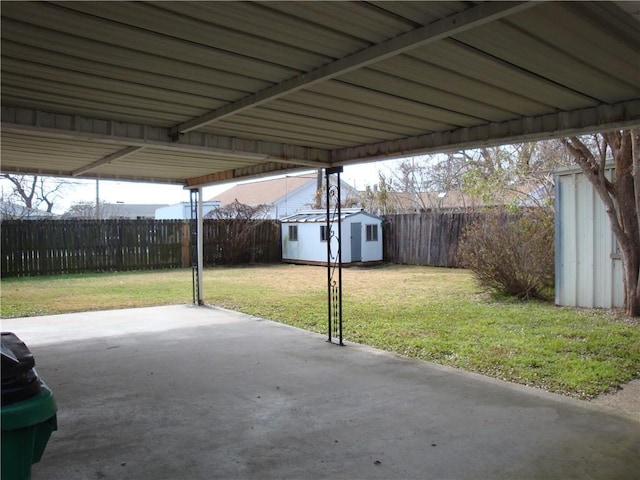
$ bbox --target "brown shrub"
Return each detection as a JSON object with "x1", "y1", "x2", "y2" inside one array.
[{"x1": 458, "y1": 208, "x2": 554, "y2": 300}]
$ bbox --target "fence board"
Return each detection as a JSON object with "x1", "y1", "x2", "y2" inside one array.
[{"x1": 383, "y1": 213, "x2": 483, "y2": 267}]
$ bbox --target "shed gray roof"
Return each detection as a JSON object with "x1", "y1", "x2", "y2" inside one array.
[{"x1": 1, "y1": 2, "x2": 638, "y2": 187}]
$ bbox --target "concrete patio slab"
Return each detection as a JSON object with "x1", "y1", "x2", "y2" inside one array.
[{"x1": 3, "y1": 305, "x2": 639, "y2": 480}]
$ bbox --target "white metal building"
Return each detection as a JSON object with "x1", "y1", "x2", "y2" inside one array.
[
  {"x1": 155, "y1": 201, "x2": 221, "y2": 220},
  {"x1": 281, "y1": 209, "x2": 383, "y2": 265},
  {"x1": 555, "y1": 166, "x2": 623, "y2": 309}
]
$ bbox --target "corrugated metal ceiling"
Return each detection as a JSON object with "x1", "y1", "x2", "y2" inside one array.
[{"x1": 1, "y1": 1, "x2": 639, "y2": 187}]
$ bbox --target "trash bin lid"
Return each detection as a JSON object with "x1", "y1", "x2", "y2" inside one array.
[{"x1": 1, "y1": 332, "x2": 41, "y2": 405}]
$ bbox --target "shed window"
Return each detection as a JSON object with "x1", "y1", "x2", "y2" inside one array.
[
  {"x1": 320, "y1": 225, "x2": 328, "y2": 242},
  {"x1": 289, "y1": 225, "x2": 298, "y2": 241},
  {"x1": 366, "y1": 224, "x2": 378, "y2": 241}
]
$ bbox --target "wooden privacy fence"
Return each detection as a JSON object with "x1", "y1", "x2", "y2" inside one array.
[
  {"x1": 3, "y1": 213, "x2": 516, "y2": 276},
  {"x1": 383, "y1": 213, "x2": 483, "y2": 267},
  {"x1": 1, "y1": 219, "x2": 282, "y2": 277}
]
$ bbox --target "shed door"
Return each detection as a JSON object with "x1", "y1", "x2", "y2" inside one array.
[{"x1": 351, "y1": 223, "x2": 361, "y2": 262}]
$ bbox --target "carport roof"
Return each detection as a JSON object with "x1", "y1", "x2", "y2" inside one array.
[{"x1": 1, "y1": 1, "x2": 639, "y2": 188}]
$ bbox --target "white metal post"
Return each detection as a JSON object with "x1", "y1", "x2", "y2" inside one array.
[{"x1": 197, "y1": 187, "x2": 204, "y2": 305}]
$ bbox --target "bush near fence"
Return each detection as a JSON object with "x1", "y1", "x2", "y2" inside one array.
[{"x1": 1, "y1": 219, "x2": 281, "y2": 277}]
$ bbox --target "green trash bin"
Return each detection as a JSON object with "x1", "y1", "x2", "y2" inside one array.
[{"x1": 1, "y1": 332, "x2": 57, "y2": 480}]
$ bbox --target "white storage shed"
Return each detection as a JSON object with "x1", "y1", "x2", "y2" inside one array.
[
  {"x1": 281, "y1": 209, "x2": 383, "y2": 265},
  {"x1": 555, "y1": 165, "x2": 623, "y2": 309}
]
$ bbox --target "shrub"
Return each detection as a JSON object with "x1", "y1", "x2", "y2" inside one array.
[{"x1": 458, "y1": 208, "x2": 554, "y2": 300}]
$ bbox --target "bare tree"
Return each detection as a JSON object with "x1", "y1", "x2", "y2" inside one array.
[
  {"x1": 456, "y1": 142, "x2": 571, "y2": 208},
  {"x1": 358, "y1": 172, "x2": 396, "y2": 215},
  {"x1": 562, "y1": 131, "x2": 639, "y2": 317},
  {"x1": 379, "y1": 156, "x2": 439, "y2": 212},
  {"x1": 1, "y1": 174, "x2": 74, "y2": 217},
  {"x1": 205, "y1": 200, "x2": 269, "y2": 221},
  {"x1": 205, "y1": 200, "x2": 271, "y2": 264},
  {"x1": 378, "y1": 142, "x2": 571, "y2": 213},
  {"x1": 311, "y1": 174, "x2": 360, "y2": 210},
  {"x1": 62, "y1": 201, "x2": 115, "y2": 219},
  {"x1": 314, "y1": 169, "x2": 323, "y2": 209}
]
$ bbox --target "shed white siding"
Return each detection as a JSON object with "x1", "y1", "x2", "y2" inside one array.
[
  {"x1": 281, "y1": 210, "x2": 383, "y2": 265},
  {"x1": 555, "y1": 166, "x2": 623, "y2": 308}
]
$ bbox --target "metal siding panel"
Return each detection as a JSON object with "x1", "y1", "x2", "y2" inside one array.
[
  {"x1": 404, "y1": 42, "x2": 587, "y2": 111},
  {"x1": 264, "y1": 1, "x2": 416, "y2": 43},
  {"x1": 3, "y1": 4, "x2": 297, "y2": 81},
  {"x1": 606, "y1": 167, "x2": 625, "y2": 308},
  {"x1": 554, "y1": 175, "x2": 565, "y2": 306},
  {"x1": 592, "y1": 182, "x2": 611, "y2": 308},
  {"x1": 612, "y1": 259, "x2": 624, "y2": 307},
  {"x1": 203, "y1": 121, "x2": 356, "y2": 149},
  {"x1": 1, "y1": 61, "x2": 229, "y2": 110},
  {"x1": 285, "y1": 90, "x2": 439, "y2": 131},
  {"x1": 452, "y1": 14, "x2": 638, "y2": 104},
  {"x1": 236, "y1": 108, "x2": 401, "y2": 144},
  {"x1": 59, "y1": 2, "x2": 331, "y2": 71},
  {"x1": 309, "y1": 80, "x2": 475, "y2": 128},
  {"x1": 156, "y1": 2, "x2": 370, "y2": 60},
  {"x1": 0, "y1": 90, "x2": 186, "y2": 127},
  {"x1": 369, "y1": 2, "x2": 465, "y2": 25},
  {"x1": 1, "y1": 26, "x2": 270, "y2": 93},
  {"x1": 373, "y1": 53, "x2": 552, "y2": 117},
  {"x1": 0, "y1": 84, "x2": 210, "y2": 124},
  {"x1": 576, "y1": 173, "x2": 595, "y2": 307},
  {"x1": 341, "y1": 67, "x2": 517, "y2": 121},
  {"x1": 267, "y1": 99, "x2": 414, "y2": 136},
  {"x1": 556, "y1": 166, "x2": 625, "y2": 309},
  {"x1": 509, "y1": 3, "x2": 640, "y2": 79},
  {"x1": 561, "y1": 174, "x2": 578, "y2": 306}
]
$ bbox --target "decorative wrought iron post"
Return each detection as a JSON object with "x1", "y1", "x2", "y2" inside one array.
[{"x1": 325, "y1": 166, "x2": 344, "y2": 345}]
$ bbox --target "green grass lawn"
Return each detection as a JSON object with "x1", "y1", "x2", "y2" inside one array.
[{"x1": 2, "y1": 264, "x2": 638, "y2": 399}]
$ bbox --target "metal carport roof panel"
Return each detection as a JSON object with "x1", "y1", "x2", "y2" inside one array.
[{"x1": 2, "y1": 1, "x2": 639, "y2": 187}]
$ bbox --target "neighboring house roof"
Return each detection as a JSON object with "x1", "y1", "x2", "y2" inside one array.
[
  {"x1": 209, "y1": 175, "x2": 319, "y2": 206},
  {"x1": 0, "y1": 201, "x2": 58, "y2": 219},
  {"x1": 281, "y1": 209, "x2": 382, "y2": 223},
  {"x1": 209, "y1": 173, "x2": 361, "y2": 219}
]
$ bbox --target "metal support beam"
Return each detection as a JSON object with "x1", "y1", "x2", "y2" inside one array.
[
  {"x1": 171, "y1": 1, "x2": 535, "y2": 135},
  {"x1": 326, "y1": 166, "x2": 344, "y2": 346},
  {"x1": 332, "y1": 100, "x2": 640, "y2": 165},
  {"x1": 2, "y1": 106, "x2": 331, "y2": 165},
  {"x1": 72, "y1": 146, "x2": 143, "y2": 176},
  {"x1": 190, "y1": 188, "x2": 204, "y2": 306},
  {"x1": 185, "y1": 163, "x2": 317, "y2": 189}
]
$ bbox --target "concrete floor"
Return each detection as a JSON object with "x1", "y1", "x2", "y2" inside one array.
[{"x1": 3, "y1": 305, "x2": 639, "y2": 480}]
